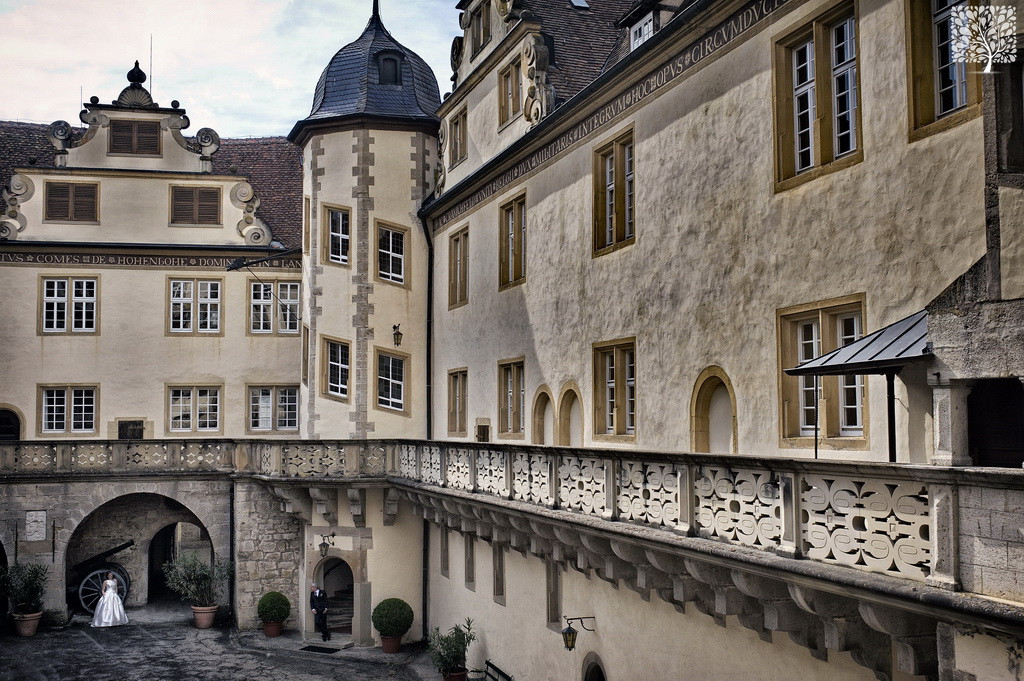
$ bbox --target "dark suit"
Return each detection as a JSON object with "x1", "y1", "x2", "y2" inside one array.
[{"x1": 310, "y1": 589, "x2": 330, "y2": 640}]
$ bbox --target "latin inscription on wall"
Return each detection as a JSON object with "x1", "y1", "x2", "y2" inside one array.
[{"x1": 0, "y1": 252, "x2": 300, "y2": 269}]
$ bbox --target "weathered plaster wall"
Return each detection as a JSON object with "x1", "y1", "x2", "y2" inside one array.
[
  {"x1": 1000, "y1": 186, "x2": 1024, "y2": 301},
  {"x1": 0, "y1": 478, "x2": 230, "y2": 620},
  {"x1": 234, "y1": 480, "x2": 302, "y2": 629},
  {"x1": 431, "y1": 0, "x2": 985, "y2": 461},
  {"x1": 428, "y1": 525, "x2": 877, "y2": 681},
  {"x1": 0, "y1": 263, "x2": 299, "y2": 440}
]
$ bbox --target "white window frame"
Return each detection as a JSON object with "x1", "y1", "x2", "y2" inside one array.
[
  {"x1": 932, "y1": 0, "x2": 968, "y2": 116},
  {"x1": 831, "y1": 16, "x2": 858, "y2": 158},
  {"x1": 326, "y1": 340, "x2": 350, "y2": 398},
  {"x1": 42, "y1": 386, "x2": 96, "y2": 433},
  {"x1": 328, "y1": 208, "x2": 350, "y2": 265},
  {"x1": 250, "y1": 282, "x2": 273, "y2": 333},
  {"x1": 792, "y1": 39, "x2": 816, "y2": 174},
  {"x1": 169, "y1": 386, "x2": 220, "y2": 433},
  {"x1": 170, "y1": 279, "x2": 220, "y2": 333},
  {"x1": 249, "y1": 280, "x2": 300, "y2": 334},
  {"x1": 630, "y1": 12, "x2": 654, "y2": 50},
  {"x1": 837, "y1": 313, "x2": 864, "y2": 436},
  {"x1": 44, "y1": 278, "x2": 98, "y2": 333},
  {"x1": 378, "y1": 226, "x2": 406, "y2": 284},
  {"x1": 377, "y1": 352, "x2": 406, "y2": 411},
  {"x1": 249, "y1": 386, "x2": 299, "y2": 431},
  {"x1": 797, "y1": 319, "x2": 822, "y2": 436}
]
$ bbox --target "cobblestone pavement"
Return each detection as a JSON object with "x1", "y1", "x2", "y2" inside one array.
[{"x1": 0, "y1": 606, "x2": 435, "y2": 681}]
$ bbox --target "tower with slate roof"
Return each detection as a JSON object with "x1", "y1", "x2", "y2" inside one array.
[{"x1": 288, "y1": 1, "x2": 440, "y2": 440}]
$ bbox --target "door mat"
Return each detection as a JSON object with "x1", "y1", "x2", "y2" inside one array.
[{"x1": 300, "y1": 645, "x2": 340, "y2": 654}]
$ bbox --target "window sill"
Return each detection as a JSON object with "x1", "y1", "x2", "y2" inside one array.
[
  {"x1": 42, "y1": 219, "x2": 100, "y2": 226},
  {"x1": 447, "y1": 430, "x2": 469, "y2": 438},
  {"x1": 324, "y1": 258, "x2": 352, "y2": 269},
  {"x1": 498, "y1": 111, "x2": 523, "y2": 132},
  {"x1": 780, "y1": 435, "x2": 869, "y2": 451},
  {"x1": 168, "y1": 222, "x2": 223, "y2": 228},
  {"x1": 591, "y1": 433, "x2": 637, "y2": 444},
  {"x1": 449, "y1": 156, "x2": 468, "y2": 172},
  {"x1": 373, "y1": 403, "x2": 412, "y2": 418},
  {"x1": 375, "y1": 274, "x2": 411, "y2": 290},
  {"x1": 498, "y1": 278, "x2": 525, "y2": 291},
  {"x1": 106, "y1": 152, "x2": 163, "y2": 158},
  {"x1": 448, "y1": 299, "x2": 469, "y2": 311},
  {"x1": 774, "y1": 150, "x2": 863, "y2": 193},
  {"x1": 908, "y1": 103, "x2": 981, "y2": 143},
  {"x1": 497, "y1": 431, "x2": 525, "y2": 440},
  {"x1": 39, "y1": 430, "x2": 97, "y2": 438},
  {"x1": 592, "y1": 237, "x2": 635, "y2": 258},
  {"x1": 321, "y1": 391, "x2": 351, "y2": 405},
  {"x1": 39, "y1": 331, "x2": 99, "y2": 337}
]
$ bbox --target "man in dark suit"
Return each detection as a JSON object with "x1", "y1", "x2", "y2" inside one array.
[{"x1": 310, "y1": 583, "x2": 330, "y2": 641}]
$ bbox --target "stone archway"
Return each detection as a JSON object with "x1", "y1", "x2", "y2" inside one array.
[
  {"x1": 319, "y1": 557, "x2": 354, "y2": 634},
  {"x1": 66, "y1": 493, "x2": 213, "y2": 611},
  {"x1": 690, "y1": 366, "x2": 738, "y2": 454},
  {"x1": 0, "y1": 406, "x2": 23, "y2": 440},
  {"x1": 582, "y1": 652, "x2": 607, "y2": 681},
  {"x1": 557, "y1": 383, "x2": 583, "y2": 447}
]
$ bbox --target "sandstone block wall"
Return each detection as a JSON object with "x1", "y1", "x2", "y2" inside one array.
[
  {"x1": 234, "y1": 480, "x2": 302, "y2": 629},
  {"x1": 959, "y1": 485, "x2": 1024, "y2": 600}
]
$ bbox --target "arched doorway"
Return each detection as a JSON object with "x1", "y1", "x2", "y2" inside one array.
[
  {"x1": 968, "y1": 378, "x2": 1024, "y2": 467},
  {"x1": 533, "y1": 388, "x2": 554, "y2": 445},
  {"x1": 691, "y1": 367, "x2": 738, "y2": 454},
  {"x1": 318, "y1": 557, "x2": 354, "y2": 634},
  {"x1": 582, "y1": 653, "x2": 607, "y2": 681},
  {"x1": 66, "y1": 493, "x2": 213, "y2": 612},
  {"x1": 557, "y1": 385, "x2": 583, "y2": 447},
  {"x1": 0, "y1": 408, "x2": 21, "y2": 440}
]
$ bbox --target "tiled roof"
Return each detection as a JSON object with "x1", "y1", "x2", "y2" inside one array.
[
  {"x1": 212, "y1": 137, "x2": 303, "y2": 248},
  {"x1": 0, "y1": 120, "x2": 303, "y2": 248},
  {"x1": 522, "y1": 0, "x2": 635, "y2": 106},
  {"x1": 292, "y1": 11, "x2": 441, "y2": 140}
]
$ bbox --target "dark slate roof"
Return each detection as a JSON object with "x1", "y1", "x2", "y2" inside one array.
[
  {"x1": 212, "y1": 137, "x2": 303, "y2": 248},
  {"x1": 521, "y1": 0, "x2": 634, "y2": 105},
  {"x1": 0, "y1": 120, "x2": 302, "y2": 248},
  {"x1": 786, "y1": 311, "x2": 932, "y2": 376},
  {"x1": 291, "y1": 10, "x2": 441, "y2": 139}
]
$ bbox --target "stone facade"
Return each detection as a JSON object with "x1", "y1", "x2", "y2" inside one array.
[{"x1": 234, "y1": 480, "x2": 302, "y2": 629}]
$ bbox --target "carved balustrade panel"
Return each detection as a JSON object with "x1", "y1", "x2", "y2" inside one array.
[
  {"x1": 182, "y1": 442, "x2": 224, "y2": 469},
  {"x1": 558, "y1": 456, "x2": 606, "y2": 516},
  {"x1": 127, "y1": 442, "x2": 170, "y2": 469},
  {"x1": 512, "y1": 452, "x2": 549, "y2": 503},
  {"x1": 16, "y1": 444, "x2": 56, "y2": 471},
  {"x1": 802, "y1": 475, "x2": 931, "y2": 580},
  {"x1": 72, "y1": 443, "x2": 111, "y2": 469},
  {"x1": 282, "y1": 443, "x2": 346, "y2": 477},
  {"x1": 448, "y1": 448, "x2": 473, "y2": 490},
  {"x1": 259, "y1": 444, "x2": 278, "y2": 475},
  {"x1": 618, "y1": 461, "x2": 678, "y2": 528},
  {"x1": 361, "y1": 444, "x2": 386, "y2": 476},
  {"x1": 399, "y1": 444, "x2": 419, "y2": 478},
  {"x1": 694, "y1": 465, "x2": 781, "y2": 549},
  {"x1": 476, "y1": 450, "x2": 506, "y2": 497},
  {"x1": 423, "y1": 446, "x2": 443, "y2": 486}
]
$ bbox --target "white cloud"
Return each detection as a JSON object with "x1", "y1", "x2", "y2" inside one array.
[{"x1": 0, "y1": 0, "x2": 460, "y2": 137}]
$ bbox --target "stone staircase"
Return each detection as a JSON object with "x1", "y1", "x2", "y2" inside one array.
[{"x1": 326, "y1": 590, "x2": 352, "y2": 634}]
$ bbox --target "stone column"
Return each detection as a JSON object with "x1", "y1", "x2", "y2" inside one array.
[
  {"x1": 929, "y1": 376, "x2": 973, "y2": 466},
  {"x1": 353, "y1": 581, "x2": 373, "y2": 646}
]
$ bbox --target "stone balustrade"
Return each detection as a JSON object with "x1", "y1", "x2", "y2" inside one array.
[{"x1": 4, "y1": 438, "x2": 1024, "y2": 602}]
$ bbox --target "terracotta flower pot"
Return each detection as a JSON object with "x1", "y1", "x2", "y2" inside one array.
[
  {"x1": 381, "y1": 635, "x2": 402, "y2": 653},
  {"x1": 13, "y1": 612, "x2": 42, "y2": 637},
  {"x1": 191, "y1": 605, "x2": 218, "y2": 629},
  {"x1": 443, "y1": 668, "x2": 468, "y2": 681},
  {"x1": 262, "y1": 621, "x2": 283, "y2": 637}
]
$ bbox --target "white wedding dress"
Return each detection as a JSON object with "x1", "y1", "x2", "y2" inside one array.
[{"x1": 91, "y1": 579, "x2": 129, "y2": 627}]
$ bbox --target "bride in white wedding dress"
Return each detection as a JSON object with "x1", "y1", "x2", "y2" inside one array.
[{"x1": 91, "y1": 572, "x2": 129, "y2": 627}]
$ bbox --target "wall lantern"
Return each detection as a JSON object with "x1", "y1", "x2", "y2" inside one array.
[
  {"x1": 319, "y1": 532, "x2": 336, "y2": 557},
  {"x1": 561, "y1": 616, "x2": 595, "y2": 651},
  {"x1": 392, "y1": 324, "x2": 403, "y2": 347}
]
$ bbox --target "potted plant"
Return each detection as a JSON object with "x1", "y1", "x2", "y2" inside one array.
[
  {"x1": 257, "y1": 591, "x2": 290, "y2": 637},
  {"x1": 428, "y1": 618, "x2": 476, "y2": 681},
  {"x1": 162, "y1": 552, "x2": 232, "y2": 629},
  {"x1": 0, "y1": 562, "x2": 48, "y2": 637},
  {"x1": 371, "y1": 597, "x2": 414, "y2": 653}
]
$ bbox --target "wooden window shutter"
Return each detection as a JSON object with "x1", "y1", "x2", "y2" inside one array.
[
  {"x1": 171, "y1": 187, "x2": 196, "y2": 224},
  {"x1": 196, "y1": 188, "x2": 220, "y2": 224},
  {"x1": 136, "y1": 121, "x2": 160, "y2": 154},
  {"x1": 110, "y1": 121, "x2": 134, "y2": 153},
  {"x1": 46, "y1": 183, "x2": 71, "y2": 221},
  {"x1": 71, "y1": 183, "x2": 97, "y2": 221}
]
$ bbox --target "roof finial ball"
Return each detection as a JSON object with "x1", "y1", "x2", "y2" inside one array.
[{"x1": 127, "y1": 60, "x2": 147, "y2": 85}]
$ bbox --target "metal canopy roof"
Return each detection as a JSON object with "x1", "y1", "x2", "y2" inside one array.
[{"x1": 785, "y1": 310, "x2": 932, "y2": 377}]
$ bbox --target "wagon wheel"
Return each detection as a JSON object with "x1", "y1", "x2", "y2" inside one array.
[
  {"x1": 78, "y1": 566, "x2": 128, "y2": 614},
  {"x1": 108, "y1": 563, "x2": 131, "y2": 595}
]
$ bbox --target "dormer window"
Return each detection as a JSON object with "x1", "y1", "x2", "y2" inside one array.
[
  {"x1": 630, "y1": 12, "x2": 655, "y2": 51},
  {"x1": 379, "y1": 54, "x2": 402, "y2": 85},
  {"x1": 109, "y1": 119, "x2": 160, "y2": 155},
  {"x1": 470, "y1": 1, "x2": 491, "y2": 57}
]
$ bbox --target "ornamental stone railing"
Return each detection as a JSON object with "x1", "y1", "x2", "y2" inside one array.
[{"x1": 4, "y1": 438, "x2": 1024, "y2": 603}]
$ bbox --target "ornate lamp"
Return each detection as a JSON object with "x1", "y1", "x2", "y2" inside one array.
[
  {"x1": 561, "y1": 616, "x2": 595, "y2": 651},
  {"x1": 319, "y1": 532, "x2": 336, "y2": 557},
  {"x1": 392, "y1": 324, "x2": 403, "y2": 346}
]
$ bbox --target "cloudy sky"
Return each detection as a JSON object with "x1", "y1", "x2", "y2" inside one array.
[{"x1": 0, "y1": 0, "x2": 460, "y2": 138}]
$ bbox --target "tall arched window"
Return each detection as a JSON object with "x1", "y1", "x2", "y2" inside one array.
[{"x1": 379, "y1": 56, "x2": 401, "y2": 84}]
